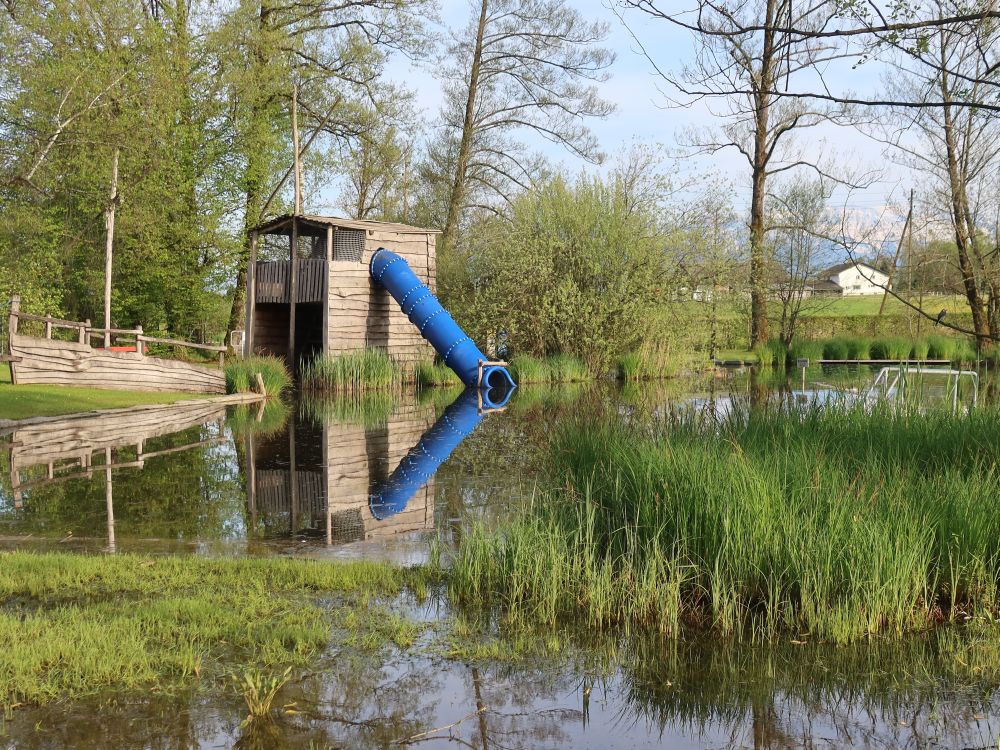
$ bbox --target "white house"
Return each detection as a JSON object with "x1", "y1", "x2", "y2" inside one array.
[{"x1": 815, "y1": 261, "x2": 890, "y2": 296}]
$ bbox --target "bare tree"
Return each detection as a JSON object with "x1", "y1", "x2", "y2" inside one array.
[
  {"x1": 868, "y1": 1, "x2": 1000, "y2": 349},
  {"x1": 618, "y1": 0, "x2": 865, "y2": 347},
  {"x1": 769, "y1": 175, "x2": 837, "y2": 345},
  {"x1": 439, "y1": 0, "x2": 615, "y2": 251}
]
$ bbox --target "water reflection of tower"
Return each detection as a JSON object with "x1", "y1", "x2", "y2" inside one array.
[{"x1": 247, "y1": 401, "x2": 437, "y2": 544}]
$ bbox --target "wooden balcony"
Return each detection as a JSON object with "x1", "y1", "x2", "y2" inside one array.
[{"x1": 255, "y1": 259, "x2": 327, "y2": 304}]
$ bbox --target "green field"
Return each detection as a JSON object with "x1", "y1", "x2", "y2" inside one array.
[
  {"x1": 686, "y1": 294, "x2": 969, "y2": 320},
  {"x1": 0, "y1": 364, "x2": 202, "y2": 420}
]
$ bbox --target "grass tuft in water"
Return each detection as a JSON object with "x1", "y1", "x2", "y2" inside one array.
[
  {"x1": 300, "y1": 349, "x2": 401, "y2": 393},
  {"x1": 414, "y1": 360, "x2": 462, "y2": 388},
  {"x1": 233, "y1": 666, "x2": 292, "y2": 727},
  {"x1": 509, "y1": 354, "x2": 590, "y2": 384},
  {"x1": 225, "y1": 355, "x2": 291, "y2": 395}
]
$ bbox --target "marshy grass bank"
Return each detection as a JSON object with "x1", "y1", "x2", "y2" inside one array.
[
  {"x1": 448, "y1": 404, "x2": 1000, "y2": 643},
  {"x1": 0, "y1": 552, "x2": 434, "y2": 708}
]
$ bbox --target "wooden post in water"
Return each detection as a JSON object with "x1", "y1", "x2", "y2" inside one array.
[
  {"x1": 103, "y1": 148, "x2": 120, "y2": 350},
  {"x1": 105, "y1": 447, "x2": 116, "y2": 554},
  {"x1": 292, "y1": 85, "x2": 302, "y2": 216}
]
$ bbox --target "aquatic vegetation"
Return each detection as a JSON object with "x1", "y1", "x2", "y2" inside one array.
[
  {"x1": 788, "y1": 339, "x2": 824, "y2": 364},
  {"x1": 300, "y1": 349, "x2": 400, "y2": 392},
  {"x1": 751, "y1": 339, "x2": 788, "y2": 369},
  {"x1": 299, "y1": 391, "x2": 400, "y2": 428},
  {"x1": 447, "y1": 404, "x2": 1000, "y2": 643},
  {"x1": 620, "y1": 341, "x2": 694, "y2": 379},
  {"x1": 509, "y1": 354, "x2": 590, "y2": 384},
  {"x1": 227, "y1": 399, "x2": 290, "y2": 437},
  {"x1": 0, "y1": 552, "x2": 433, "y2": 708},
  {"x1": 415, "y1": 360, "x2": 462, "y2": 388},
  {"x1": 233, "y1": 666, "x2": 292, "y2": 727},
  {"x1": 225, "y1": 355, "x2": 291, "y2": 396}
]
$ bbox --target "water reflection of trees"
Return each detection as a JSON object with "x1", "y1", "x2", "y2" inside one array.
[{"x1": 615, "y1": 635, "x2": 1000, "y2": 749}]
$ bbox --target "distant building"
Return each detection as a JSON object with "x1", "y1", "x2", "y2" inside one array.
[{"x1": 809, "y1": 261, "x2": 890, "y2": 297}]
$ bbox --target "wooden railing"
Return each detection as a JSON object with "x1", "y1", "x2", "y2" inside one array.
[
  {"x1": 255, "y1": 259, "x2": 327, "y2": 304},
  {"x1": 7, "y1": 296, "x2": 227, "y2": 366}
]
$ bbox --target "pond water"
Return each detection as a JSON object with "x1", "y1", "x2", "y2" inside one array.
[{"x1": 2, "y1": 365, "x2": 999, "y2": 748}]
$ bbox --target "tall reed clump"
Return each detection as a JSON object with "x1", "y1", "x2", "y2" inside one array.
[
  {"x1": 299, "y1": 349, "x2": 400, "y2": 393},
  {"x1": 751, "y1": 339, "x2": 788, "y2": 369},
  {"x1": 509, "y1": 354, "x2": 590, "y2": 384},
  {"x1": 788, "y1": 339, "x2": 824, "y2": 364},
  {"x1": 448, "y1": 403, "x2": 1000, "y2": 643},
  {"x1": 415, "y1": 360, "x2": 462, "y2": 389},
  {"x1": 225, "y1": 355, "x2": 291, "y2": 396},
  {"x1": 618, "y1": 341, "x2": 687, "y2": 380},
  {"x1": 926, "y1": 335, "x2": 957, "y2": 361}
]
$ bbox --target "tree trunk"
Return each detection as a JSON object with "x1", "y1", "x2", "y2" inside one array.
[
  {"x1": 748, "y1": 0, "x2": 778, "y2": 348},
  {"x1": 228, "y1": 0, "x2": 273, "y2": 335},
  {"x1": 441, "y1": 0, "x2": 488, "y2": 251},
  {"x1": 939, "y1": 56, "x2": 990, "y2": 348}
]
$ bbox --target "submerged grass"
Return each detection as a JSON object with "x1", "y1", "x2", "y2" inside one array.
[
  {"x1": 447, "y1": 403, "x2": 1000, "y2": 643},
  {"x1": 0, "y1": 552, "x2": 433, "y2": 708}
]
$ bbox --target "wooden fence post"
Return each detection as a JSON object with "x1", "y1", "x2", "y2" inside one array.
[
  {"x1": 80, "y1": 320, "x2": 90, "y2": 345},
  {"x1": 9, "y1": 295, "x2": 19, "y2": 336},
  {"x1": 44, "y1": 320, "x2": 52, "y2": 339},
  {"x1": 135, "y1": 325, "x2": 144, "y2": 356}
]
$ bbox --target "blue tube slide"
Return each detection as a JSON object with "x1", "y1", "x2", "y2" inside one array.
[
  {"x1": 370, "y1": 248, "x2": 516, "y2": 408},
  {"x1": 369, "y1": 387, "x2": 513, "y2": 520}
]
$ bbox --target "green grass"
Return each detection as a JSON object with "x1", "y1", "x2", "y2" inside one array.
[
  {"x1": 224, "y1": 355, "x2": 291, "y2": 396},
  {"x1": 618, "y1": 341, "x2": 695, "y2": 379},
  {"x1": 751, "y1": 339, "x2": 788, "y2": 369},
  {"x1": 0, "y1": 362, "x2": 203, "y2": 420},
  {"x1": 0, "y1": 552, "x2": 433, "y2": 708},
  {"x1": 299, "y1": 349, "x2": 401, "y2": 392},
  {"x1": 508, "y1": 354, "x2": 590, "y2": 384},
  {"x1": 414, "y1": 360, "x2": 462, "y2": 388},
  {"x1": 447, "y1": 404, "x2": 1000, "y2": 643}
]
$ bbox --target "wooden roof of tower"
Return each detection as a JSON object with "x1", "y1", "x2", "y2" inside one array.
[{"x1": 250, "y1": 214, "x2": 441, "y2": 236}]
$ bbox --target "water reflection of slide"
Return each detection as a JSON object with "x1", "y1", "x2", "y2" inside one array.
[{"x1": 369, "y1": 387, "x2": 511, "y2": 520}]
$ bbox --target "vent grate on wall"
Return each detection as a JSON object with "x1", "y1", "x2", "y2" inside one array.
[{"x1": 333, "y1": 229, "x2": 365, "y2": 262}]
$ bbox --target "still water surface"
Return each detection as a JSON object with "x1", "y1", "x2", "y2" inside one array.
[{"x1": 1, "y1": 366, "x2": 998, "y2": 748}]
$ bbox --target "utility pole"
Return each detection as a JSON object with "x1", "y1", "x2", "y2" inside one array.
[
  {"x1": 103, "y1": 148, "x2": 120, "y2": 349},
  {"x1": 879, "y1": 189, "x2": 914, "y2": 318}
]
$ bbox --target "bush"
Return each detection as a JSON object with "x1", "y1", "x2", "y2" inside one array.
[
  {"x1": 225, "y1": 355, "x2": 290, "y2": 396},
  {"x1": 300, "y1": 349, "x2": 400, "y2": 392},
  {"x1": 454, "y1": 173, "x2": 664, "y2": 372}
]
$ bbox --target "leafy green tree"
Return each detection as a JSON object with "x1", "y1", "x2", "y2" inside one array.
[{"x1": 459, "y1": 172, "x2": 665, "y2": 371}]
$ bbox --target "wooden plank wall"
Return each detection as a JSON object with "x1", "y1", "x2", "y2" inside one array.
[
  {"x1": 9, "y1": 333, "x2": 225, "y2": 394},
  {"x1": 323, "y1": 230, "x2": 436, "y2": 368}
]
